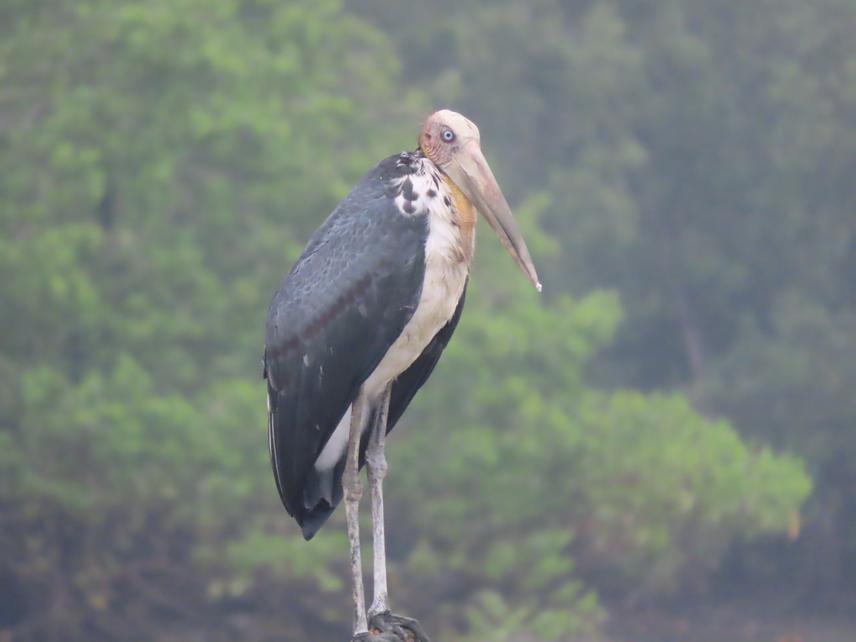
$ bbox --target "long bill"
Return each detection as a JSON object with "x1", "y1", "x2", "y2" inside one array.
[{"x1": 448, "y1": 141, "x2": 542, "y2": 291}]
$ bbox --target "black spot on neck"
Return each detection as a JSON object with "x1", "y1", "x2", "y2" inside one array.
[{"x1": 401, "y1": 178, "x2": 418, "y2": 202}]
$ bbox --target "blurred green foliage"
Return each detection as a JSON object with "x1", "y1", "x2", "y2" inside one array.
[{"x1": 1, "y1": 0, "x2": 848, "y2": 640}]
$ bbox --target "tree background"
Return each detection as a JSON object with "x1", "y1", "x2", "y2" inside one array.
[{"x1": 0, "y1": 0, "x2": 852, "y2": 640}]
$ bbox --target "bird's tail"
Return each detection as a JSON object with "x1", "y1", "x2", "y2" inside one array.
[{"x1": 268, "y1": 386, "x2": 384, "y2": 541}]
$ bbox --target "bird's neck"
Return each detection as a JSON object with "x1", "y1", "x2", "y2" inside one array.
[{"x1": 442, "y1": 176, "x2": 477, "y2": 262}]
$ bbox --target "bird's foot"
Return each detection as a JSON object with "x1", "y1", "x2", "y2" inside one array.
[
  {"x1": 368, "y1": 611, "x2": 431, "y2": 642},
  {"x1": 352, "y1": 633, "x2": 405, "y2": 642},
  {"x1": 352, "y1": 630, "x2": 410, "y2": 642}
]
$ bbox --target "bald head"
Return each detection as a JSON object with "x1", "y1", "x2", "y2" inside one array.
[{"x1": 419, "y1": 110, "x2": 481, "y2": 169}]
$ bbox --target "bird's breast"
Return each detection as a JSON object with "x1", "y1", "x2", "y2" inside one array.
[{"x1": 362, "y1": 159, "x2": 471, "y2": 396}]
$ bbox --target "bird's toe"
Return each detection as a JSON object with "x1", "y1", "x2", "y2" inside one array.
[
  {"x1": 368, "y1": 611, "x2": 431, "y2": 642},
  {"x1": 350, "y1": 626, "x2": 412, "y2": 642}
]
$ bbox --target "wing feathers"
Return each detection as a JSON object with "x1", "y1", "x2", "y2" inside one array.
[{"x1": 264, "y1": 154, "x2": 429, "y2": 536}]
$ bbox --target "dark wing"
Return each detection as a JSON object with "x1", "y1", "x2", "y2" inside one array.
[{"x1": 264, "y1": 154, "x2": 427, "y2": 538}]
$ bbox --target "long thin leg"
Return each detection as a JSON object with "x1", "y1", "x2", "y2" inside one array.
[
  {"x1": 344, "y1": 392, "x2": 368, "y2": 636},
  {"x1": 367, "y1": 387, "x2": 392, "y2": 617}
]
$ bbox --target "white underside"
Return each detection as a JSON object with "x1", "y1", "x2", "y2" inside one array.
[{"x1": 314, "y1": 163, "x2": 472, "y2": 472}]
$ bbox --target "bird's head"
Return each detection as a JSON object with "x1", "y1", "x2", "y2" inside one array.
[{"x1": 419, "y1": 109, "x2": 541, "y2": 291}]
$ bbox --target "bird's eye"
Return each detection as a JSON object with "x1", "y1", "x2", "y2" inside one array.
[{"x1": 441, "y1": 129, "x2": 455, "y2": 142}]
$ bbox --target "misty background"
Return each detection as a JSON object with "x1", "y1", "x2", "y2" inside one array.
[{"x1": 1, "y1": 0, "x2": 853, "y2": 640}]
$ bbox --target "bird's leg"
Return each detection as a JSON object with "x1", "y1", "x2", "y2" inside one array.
[
  {"x1": 344, "y1": 393, "x2": 368, "y2": 637},
  {"x1": 367, "y1": 388, "x2": 391, "y2": 618},
  {"x1": 364, "y1": 390, "x2": 431, "y2": 642}
]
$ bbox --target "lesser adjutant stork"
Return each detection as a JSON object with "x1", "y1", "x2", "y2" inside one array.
[{"x1": 264, "y1": 110, "x2": 540, "y2": 640}]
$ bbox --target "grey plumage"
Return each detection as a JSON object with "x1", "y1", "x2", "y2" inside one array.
[{"x1": 264, "y1": 152, "x2": 465, "y2": 539}]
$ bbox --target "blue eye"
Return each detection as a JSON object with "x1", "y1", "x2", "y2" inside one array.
[{"x1": 442, "y1": 129, "x2": 455, "y2": 142}]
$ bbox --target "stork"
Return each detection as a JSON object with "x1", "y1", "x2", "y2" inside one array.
[{"x1": 264, "y1": 110, "x2": 540, "y2": 640}]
